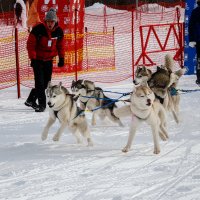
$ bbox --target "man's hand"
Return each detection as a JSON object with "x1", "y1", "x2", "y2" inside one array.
[
  {"x1": 189, "y1": 41, "x2": 196, "y2": 48},
  {"x1": 58, "y1": 58, "x2": 64, "y2": 67}
]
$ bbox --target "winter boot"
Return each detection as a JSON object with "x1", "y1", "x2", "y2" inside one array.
[
  {"x1": 25, "y1": 89, "x2": 38, "y2": 109},
  {"x1": 35, "y1": 105, "x2": 46, "y2": 112}
]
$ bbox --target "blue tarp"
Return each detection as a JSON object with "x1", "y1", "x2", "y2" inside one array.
[{"x1": 184, "y1": 0, "x2": 196, "y2": 75}]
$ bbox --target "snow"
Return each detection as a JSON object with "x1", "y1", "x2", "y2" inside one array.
[{"x1": 0, "y1": 75, "x2": 200, "y2": 200}]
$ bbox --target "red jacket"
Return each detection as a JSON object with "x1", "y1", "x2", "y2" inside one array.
[{"x1": 27, "y1": 22, "x2": 65, "y2": 61}]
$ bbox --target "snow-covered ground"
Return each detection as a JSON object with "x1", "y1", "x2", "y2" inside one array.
[{"x1": 0, "y1": 75, "x2": 200, "y2": 200}]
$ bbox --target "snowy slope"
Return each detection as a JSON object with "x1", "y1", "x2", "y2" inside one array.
[{"x1": 0, "y1": 75, "x2": 200, "y2": 200}]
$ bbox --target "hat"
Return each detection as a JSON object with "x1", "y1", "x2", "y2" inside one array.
[{"x1": 45, "y1": 8, "x2": 57, "y2": 22}]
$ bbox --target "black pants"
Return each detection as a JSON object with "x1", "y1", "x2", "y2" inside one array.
[
  {"x1": 27, "y1": 60, "x2": 53, "y2": 108},
  {"x1": 196, "y1": 42, "x2": 200, "y2": 81}
]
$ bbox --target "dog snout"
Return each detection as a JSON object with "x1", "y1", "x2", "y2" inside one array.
[
  {"x1": 47, "y1": 102, "x2": 51, "y2": 106},
  {"x1": 147, "y1": 99, "x2": 151, "y2": 106}
]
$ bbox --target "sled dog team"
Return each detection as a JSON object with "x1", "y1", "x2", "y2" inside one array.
[{"x1": 41, "y1": 54, "x2": 186, "y2": 154}]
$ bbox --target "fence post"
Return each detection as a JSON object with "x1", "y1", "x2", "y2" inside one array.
[
  {"x1": 176, "y1": 7, "x2": 183, "y2": 67},
  {"x1": 85, "y1": 27, "x2": 89, "y2": 71},
  {"x1": 74, "y1": 8, "x2": 78, "y2": 81},
  {"x1": 131, "y1": 7, "x2": 134, "y2": 80},
  {"x1": 15, "y1": 27, "x2": 21, "y2": 98}
]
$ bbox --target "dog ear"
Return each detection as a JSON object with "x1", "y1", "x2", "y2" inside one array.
[
  {"x1": 140, "y1": 65, "x2": 145, "y2": 72},
  {"x1": 59, "y1": 82, "x2": 62, "y2": 91},
  {"x1": 47, "y1": 81, "x2": 52, "y2": 88}
]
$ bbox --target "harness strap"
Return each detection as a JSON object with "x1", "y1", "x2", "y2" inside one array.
[
  {"x1": 132, "y1": 112, "x2": 151, "y2": 121},
  {"x1": 155, "y1": 94, "x2": 164, "y2": 104},
  {"x1": 54, "y1": 110, "x2": 59, "y2": 118},
  {"x1": 80, "y1": 100, "x2": 88, "y2": 107},
  {"x1": 72, "y1": 107, "x2": 85, "y2": 120}
]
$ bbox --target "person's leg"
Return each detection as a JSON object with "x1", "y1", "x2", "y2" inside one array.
[
  {"x1": 196, "y1": 42, "x2": 200, "y2": 84},
  {"x1": 43, "y1": 60, "x2": 53, "y2": 89},
  {"x1": 32, "y1": 61, "x2": 46, "y2": 111}
]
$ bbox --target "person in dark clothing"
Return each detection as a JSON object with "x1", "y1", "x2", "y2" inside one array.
[
  {"x1": 188, "y1": 0, "x2": 200, "y2": 85},
  {"x1": 25, "y1": 7, "x2": 65, "y2": 112}
]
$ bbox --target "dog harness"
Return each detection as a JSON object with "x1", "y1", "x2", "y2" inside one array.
[
  {"x1": 169, "y1": 87, "x2": 178, "y2": 96},
  {"x1": 155, "y1": 94, "x2": 164, "y2": 104}
]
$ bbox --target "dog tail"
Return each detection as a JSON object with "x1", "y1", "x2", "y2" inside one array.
[{"x1": 164, "y1": 54, "x2": 174, "y2": 73}]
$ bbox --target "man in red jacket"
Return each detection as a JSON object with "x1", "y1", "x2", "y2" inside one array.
[{"x1": 25, "y1": 8, "x2": 65, "y2": 112}]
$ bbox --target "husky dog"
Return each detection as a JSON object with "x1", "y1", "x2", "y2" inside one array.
[
  {"x1": 133, "y1": 65, "x2": 152, "y2": 86},
  {"x1": 166, "y1": 67, "x2": 186, "y2": 119},
  {"x1": 71, "y1": 79, "x2": 123, "y2": 127},
  {"x1": 134, "y1": 54, "x2": 174, "y2": 100},
  {"x1": 41, "y1": 82, "x2": 93, "y2": 146},
  {"x1": 133, "y1": 54, "x2": 185, "y2": 123},
  {"x1": 114, "y1": 84, "x2": 168, "y2": 154}
]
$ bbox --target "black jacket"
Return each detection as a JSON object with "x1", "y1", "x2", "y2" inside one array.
[{"x1": 189, "y1": 5, "x2": 200, "y2": 42}]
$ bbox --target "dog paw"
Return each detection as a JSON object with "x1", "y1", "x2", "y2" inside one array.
[
  {"x1": 153, "y1": 148, "x2": 160, "y2": 154},
  {"x1": 53, "y1": 134, "x2": 60, "y2": 141},
  {"x1": 87, "y1": 138, "x2": 93, "y2": 146},
  {"x1": 91, "y1": 122, "x2": 96, "y2": 126},
  {"x1": 41, "y1": 133, "x2": 48, "y2": 141},
  {"x1": 122, "y1": 146, "x2": 130, "y2": 153},
  {"x1": 87, "y1": 142, "x2": 93, "y2": 147},
  {"x1": 119, "y1": 122, "x2": 124, "y2": 127},
  {"x1": 41, "y1": 135, "x2": 47, "y2": 141},
  {"x1": 159, "y1": 133, "x2": 167, "y2": 141}
]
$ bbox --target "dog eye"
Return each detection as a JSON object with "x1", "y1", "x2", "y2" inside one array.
[{"x1": 53, "y1": 95, "x2": 56, "y2": 98}]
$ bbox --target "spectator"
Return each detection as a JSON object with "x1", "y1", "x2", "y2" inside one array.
[
  {"x1": 25, "y1": 8, "x2": 65, "y2": 112},
  {"x1": 188, "y1": 0, "x2": 200, "y2": 85}
]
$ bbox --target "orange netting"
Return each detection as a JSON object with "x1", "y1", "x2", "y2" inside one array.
[{"x1": 0, "y1": 4, "x2": 184, "y2": 91}]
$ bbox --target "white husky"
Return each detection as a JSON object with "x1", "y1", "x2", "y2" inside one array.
[
  {"x1": 41, "y1": 82, "x2": 93, "y2": 146},
  {"x1": 114, "y1": 84, "x2": 168, "y2": 154}
]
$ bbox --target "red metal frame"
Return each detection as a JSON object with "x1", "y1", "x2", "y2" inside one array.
[{"x1": 136, "y1": 22, "x2": 184, "y2": 66}]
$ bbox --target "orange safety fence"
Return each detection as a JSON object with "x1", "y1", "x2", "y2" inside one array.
[{"x1": 0, "y1": 4, "x2": 184, "y2": 93}]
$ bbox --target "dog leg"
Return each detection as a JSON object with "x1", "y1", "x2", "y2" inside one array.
[
  {"x1": 158, "y1": 105, "x2": 169, "y2": 141},
  {"x1": 52, "y1": 122, "x2": 68, "y2": 141},
  {"x1": 150, "y1": 123, "x2": 160, "y2": 154},
  {"x1": 105, "y1": 109, "x2": 124, "y2": 127},
  {"x1": 70, "y1": 126, "x2": 82, "y2": 144},
  {"x1": 159, "y1": 128, "x2": 168, "y2": 141},
  {"x1": 122, "y1": 118, "x2": 139, "y2": 152},
  {"x1": 77, "y1": 120, "x2": 93, "y2": 146},
  {"x1": 74, "y1": 132, "x2": 82, "y2": 144},
  {"x1": 41, "y1": 117, "x2": 56, "y2": 141},
  {"x1": 91, "y1": 112, "x2": 97, "y2": 126},
  {"x1": 85, "y1": 129, "x2": 93, "y2": 147}
]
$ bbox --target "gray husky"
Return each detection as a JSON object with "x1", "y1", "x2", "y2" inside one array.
[
  {"x1": 71, "y1": 79, "x2": 123, "y2": 126},
  {"x1": 133, "y1": 54, "x2": 186, "y2": 123},
  {"x1": 114, "y1": 84, "x2": 168, "y2": 154},
  {"x1": 41, "y1": 82, "x2": 93, "y2": 146}
]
